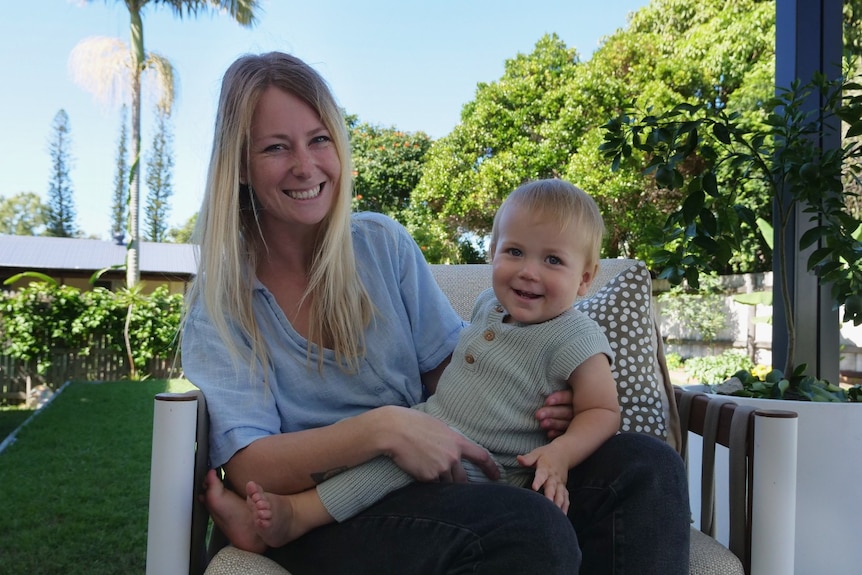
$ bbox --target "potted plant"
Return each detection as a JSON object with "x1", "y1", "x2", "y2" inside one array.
[{"x1": 599, "y1": 72, "x2": 862, "y2": 574}]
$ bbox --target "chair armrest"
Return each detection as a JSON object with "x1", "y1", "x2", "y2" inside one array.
[
  {"x1": 675, "y1": 388, "x2": 798, "y2": 575},
  {"x1": 146, "y1": 391, "x2": 207, "y2": 575},
  {"x1": 749, "y1": 408, "x2": 797, "y2": 575}
]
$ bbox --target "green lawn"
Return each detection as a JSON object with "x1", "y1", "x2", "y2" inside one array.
[
  {"x1": 0, "y1": 379, "x2": 195, "y2": 575},
  {"x1": 0, "y1": 405, "x2": 34, "y2": 442}
]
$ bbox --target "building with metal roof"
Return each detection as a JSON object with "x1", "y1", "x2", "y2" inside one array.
[{"x1": 0, "y1": 235, "x2": 197, "y2": 293}]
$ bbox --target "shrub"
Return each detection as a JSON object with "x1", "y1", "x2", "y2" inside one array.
[
  {"x1": 0, "y1": 282, "x2": 182, "y2": 377},
  {"x1": 685, "y1": 350, "x2": 754, "y2": 385}
]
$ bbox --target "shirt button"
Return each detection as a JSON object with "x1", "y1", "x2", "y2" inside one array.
[
  {"x1": 464, "y1": 354, "x2": 475, "y2": 364},
  {"x1": 483, "y1": 330, "x2": 495, "y2": 341},
  {"x1": 495, "y1": 305, "x2": 504, "y2": 313}
]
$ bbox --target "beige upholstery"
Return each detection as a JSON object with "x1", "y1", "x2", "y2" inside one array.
[
  {"x1": 689, "y1": 529, "x2": 744, "y2": 575},
  {"x1": 205, "y1": 547, "x2": 290, "y2": 575},
  {"x1": 148, "y1": 259, "x2": 790, "y2": 575}
]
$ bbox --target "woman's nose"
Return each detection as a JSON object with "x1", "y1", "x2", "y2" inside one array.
[{"x1": 290, "y1": 148, "x2": 312, "y2": 178}]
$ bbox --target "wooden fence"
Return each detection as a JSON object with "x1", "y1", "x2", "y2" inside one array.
[{"x1": 0, "y1": 348, "x2": 181, "y2": 405}]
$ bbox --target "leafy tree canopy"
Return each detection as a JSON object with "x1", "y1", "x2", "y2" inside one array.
[
  {"x1": 408, "y1": 0, "x2": 777, "y2": 267},
  {"x1": 0, "y1": 192, "x2": 47, "y2": 236}
]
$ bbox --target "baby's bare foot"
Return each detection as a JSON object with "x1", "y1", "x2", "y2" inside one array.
[
  {"x1": 203, "y1": 469, "x2": 267, "y2": 553},
  {"x1": 246, "y1": 481, "x2": 302, "y2": 547}
]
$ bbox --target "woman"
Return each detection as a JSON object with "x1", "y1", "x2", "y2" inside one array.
[{"x1": 181, "y1": 51, "x2": 689, "y2": 574}]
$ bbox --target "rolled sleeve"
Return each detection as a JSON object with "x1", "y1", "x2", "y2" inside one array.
[{"x1": 181, "y1": 309, "x2": 281, "y2": 469}]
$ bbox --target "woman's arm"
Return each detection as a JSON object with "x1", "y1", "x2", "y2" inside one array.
[{"x1": 225, "y1": 400, "x2": 499, "y2": 496}]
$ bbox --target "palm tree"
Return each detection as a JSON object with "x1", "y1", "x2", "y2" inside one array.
[{"x1": 70, "y1": 1, "x2": 259, "y2": 288}]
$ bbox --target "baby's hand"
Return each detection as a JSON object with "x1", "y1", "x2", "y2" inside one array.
[{"x1": 517, "y1": 447, "x2": 570, "y2": 513}]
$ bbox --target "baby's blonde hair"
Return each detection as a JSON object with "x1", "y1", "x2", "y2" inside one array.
[{"x1": 489, "y1": 179, "x2": 605, "y2": 270}]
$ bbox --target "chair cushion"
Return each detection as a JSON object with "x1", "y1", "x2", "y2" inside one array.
[
  {"x1": 204, "y1": 546, "x2": 292, "y2": 575},
  {"x1": 689, "y1": 528, "x2": 744, "y2": 575}
]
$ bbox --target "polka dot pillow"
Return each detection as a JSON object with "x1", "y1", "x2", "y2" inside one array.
[{"x1": 574, "y1": 259, "x2": 668, "y2": 440}]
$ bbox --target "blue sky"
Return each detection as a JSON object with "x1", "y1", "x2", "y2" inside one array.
[{"x1": 0, "y1": 0, "x2": 649, "y2": 239}]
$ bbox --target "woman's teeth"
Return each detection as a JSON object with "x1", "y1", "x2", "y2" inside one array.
[{"x1": 287, "y1": 184, "x2": 321, "y2": 200}]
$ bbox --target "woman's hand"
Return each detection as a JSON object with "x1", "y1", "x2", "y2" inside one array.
[
  {"x1": 377, "y1": 405, "x2": 500, "y2": 483},
  {"x1": 535, "y1": 389, "x2": 575, "y2": 439}
]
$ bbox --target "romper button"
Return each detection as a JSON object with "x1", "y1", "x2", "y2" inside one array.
[
  {"x1": 484, "y1": 330, "x2": 495, "y2": 341},
  {"x1": 495, "y1": 305, "x2": 504, "y2": 312},
  {"x1": 464, "y1": 354, "x2": 475, "y2": 364}
]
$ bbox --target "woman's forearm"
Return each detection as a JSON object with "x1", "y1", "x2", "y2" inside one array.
[{"x1": 223, "y1": 406, "x2": 394, "y2": 495}]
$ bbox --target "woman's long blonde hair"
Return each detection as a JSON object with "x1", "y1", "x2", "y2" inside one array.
[{"x1": 183, "y1": 52, "x2": 372, "y2": 376}]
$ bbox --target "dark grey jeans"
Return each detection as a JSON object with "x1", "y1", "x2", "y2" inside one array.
[{"x1": 266, "y1": 432, "x2": 689, "y2": 575}]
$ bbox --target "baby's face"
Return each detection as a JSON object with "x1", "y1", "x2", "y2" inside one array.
[{"x1": 491, "y1": 204, "x2": 594, "y2": 325}]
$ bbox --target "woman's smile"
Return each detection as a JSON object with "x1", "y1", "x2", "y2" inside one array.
[{"x1": 284, "y1": 183, "x2": 323, "y2": 200}]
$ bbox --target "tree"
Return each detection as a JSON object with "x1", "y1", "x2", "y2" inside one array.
[
  {"x1": 411, "y1": 33, "x2": 581, "y2": 253},
  {"x1": 70, "y1": 0, "x2": 259, "y2": 287},
  {"x1": 111, "y1": 106, "x2": 129, "y2": 243},
  {"x1": 145, "y1": 104, "x2": 174, "y2": 242},
  {"x1": 167, "y1": 212, "x2": 196, "y2": 244},
  {"x1": 347, "y1": 117, "x2": 431, "y2": 221},
  {"x1": 44, "y1": 109, "x2": 78, "y2": 238},
  {"x1": 0, "y1": 192, "x2": 46, "y2": 235},
  {"x1": 407, "y1": 1, "x2": 777, "y2": 268}
]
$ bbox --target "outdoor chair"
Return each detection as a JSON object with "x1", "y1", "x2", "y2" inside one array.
[{"x1": 146, "y1": 258, "x2": 798, "y2": 575}]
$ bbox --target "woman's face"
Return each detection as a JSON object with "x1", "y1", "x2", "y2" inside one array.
[{"x1": 246, "y1": 86, "x2": 341, "y2": 233}]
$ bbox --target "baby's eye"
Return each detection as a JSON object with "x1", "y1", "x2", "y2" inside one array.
[
  {"x1": 547, "y1": 255, "x2": 563, "y2": 265},
  {"x1": 506, "y1": 247, "x2": 523, "y2": 257}
]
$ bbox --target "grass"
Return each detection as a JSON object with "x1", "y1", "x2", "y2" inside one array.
[
  {"x1": 0, "y1": 379, "x2": 195, "y2": 575},
  {"x1": 0, "y1": 405, "x2": 35, "y2": 441}
]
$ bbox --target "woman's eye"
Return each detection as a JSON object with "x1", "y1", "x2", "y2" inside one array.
[
  {"x1": 264, "y1": 143, "x2": 286, "y2": 153},
  {"x1": 312, "y1": 135, "x2": 331, "y2": 145}
]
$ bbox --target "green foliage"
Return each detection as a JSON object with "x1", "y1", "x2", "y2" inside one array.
[
  {"x1": 665, "y1": 351, "x2": 685, "y2": 371},
  {"x1": 111, "y1": 105, "x2": 129, "y2": 241},
  {"x1": 685, "y1": 350, "x2": 754, "y2": 385},
  {"x1": 0, "y1": 282, "x2": 182, "y2": 377},
  {"x1": 406, "y1": 2, "x2": 775, "y2": 266},
  {"x1": 724, "y1": 366, "x2": 861, "y2": 403},
  {"x1": 145, "y1": 104, "x2": 174, "y2": 242},
  {"x1": 44, "y1": 109, "x2": 78, "y2": 238},
  {"x1": 602, "y1": 71, "x2": 862, "y2": 383},
  {"x1": 348, "y1": 120, "x2": 431, "y2": 221},
  {"x1": 0, "y1": 192, "x2": 47, "y2": 236},
  {"x1": 411, "y1": 34, "x2": 581, "y2": 240},
  {"x1": 658, "y1": 276, "x2": 730, "y2": 345},
  {"x1": 167, "y1": 212, "x2": 197, "y2": 243}
]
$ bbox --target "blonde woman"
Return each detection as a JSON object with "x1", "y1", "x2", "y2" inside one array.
[{"x1": 181, "y1": 52, "x2": 689, "y2": 574}]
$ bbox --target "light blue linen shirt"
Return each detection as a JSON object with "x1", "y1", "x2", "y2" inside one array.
[{"x1": 181, "y1": 212, "x2": 464, "y2": 469}]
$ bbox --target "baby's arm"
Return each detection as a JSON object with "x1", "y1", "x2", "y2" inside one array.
[{"x1": 516, "y1": 353, "x2": 620, "y2": 511}]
